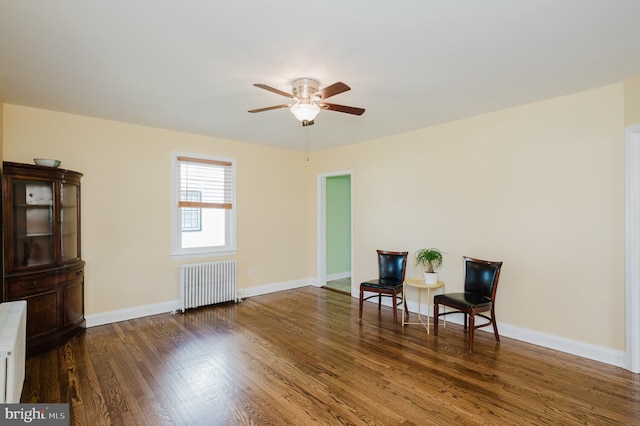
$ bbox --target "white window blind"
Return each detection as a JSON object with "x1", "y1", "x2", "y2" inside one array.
[{"x1": 177, "y1": 156, "x2": 233, "y2": 210}]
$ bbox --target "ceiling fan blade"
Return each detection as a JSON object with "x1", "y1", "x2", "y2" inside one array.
[
  {"x1": 320, "y1": 102, "x2": 365, "y2": 115},
  {"x1": 254, "y1": 83, "x2": 294, "y2": 98},
  {"x1": 248, "y1": 104, "x2": 291, "y2": 113},
  {"x1": 314, "y1": 82, "x2": 350, "y2": 100}
]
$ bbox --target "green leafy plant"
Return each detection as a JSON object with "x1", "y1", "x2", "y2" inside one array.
[{"x1": 415, "y1": 248, "x2": 443, "y2": 273}]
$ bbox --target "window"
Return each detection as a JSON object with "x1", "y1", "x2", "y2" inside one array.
[
  {"x1": 172, "y1": 153, "x2": 236, "y2": 257},
  {"x1": 180, "y1": 190, "x2": 202, "y2": 232}
]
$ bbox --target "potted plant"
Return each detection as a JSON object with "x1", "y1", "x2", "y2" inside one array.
[{"x1": 415, "y1": 248, "x2": 443, "y2": 285}]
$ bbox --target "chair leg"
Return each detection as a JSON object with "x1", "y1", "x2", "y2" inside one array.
[
  {"x1": 491, "y1": 307, "x2": 500, "y2": 342},
  {"x1": 464, "y1": 312, "x2": 468, "y2": 330},
  {"x1": 403, "y1": 294, "x2": 409, "y2": 318},
  {"x1": 468, "y1": 312, "x2": 475, "y2": 353},
  {"x1": 359, "y1": 288, "x2": 364, "y2": 320},
  {"x1": 392, "y1": 292, "x2": 397, "y2": 326},
  {"x1": 378, "y1": 294, "x2": 382, "y2": 310},
  {"x1": 433, "y1": 303, "x2": 439, "y2": 336}
]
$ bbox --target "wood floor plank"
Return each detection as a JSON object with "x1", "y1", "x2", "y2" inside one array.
[{"x1": 21, "y1": 286, "x2": 640, "y2": 425}]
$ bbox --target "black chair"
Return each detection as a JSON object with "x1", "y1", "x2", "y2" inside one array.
[
  {"x1": 433, "y1": 256, "x2": 503, "y2": 353},
  {"x1": 359, "y1": 250, "x2": 409, "y2": 326}
]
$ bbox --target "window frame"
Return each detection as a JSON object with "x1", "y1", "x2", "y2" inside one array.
[{"x1": 171, "y1": 151, "x2": 237, "y2": 258}]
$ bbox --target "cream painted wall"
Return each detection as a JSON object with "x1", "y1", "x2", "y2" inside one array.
[
  {"x1": 624, "y1": 74, "x2": 640, "y2": 127},
  {"x1": 311, "y1": 84, "x2": 625, "y2": 351},
  {"x1": 1, "y1": 83, "x2": 627, "y2": 352},
  {"x1": 2, "y1": 105, "x2": 314, "y2": 315}
]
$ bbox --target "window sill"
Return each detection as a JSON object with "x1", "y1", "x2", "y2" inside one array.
[{"x1": 171, "y1": 248, "x2": 238, "y2": 260}]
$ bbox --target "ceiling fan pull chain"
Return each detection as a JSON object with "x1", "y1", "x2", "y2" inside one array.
[{"x1": 304, "y1": 126, "x2": 310, "y2": 167}]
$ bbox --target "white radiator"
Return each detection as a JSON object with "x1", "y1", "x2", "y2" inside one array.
[
  {"x1": 0, "y1": 300, "x2": 27, "y2": 403},
  {"x1": 179, "y1": 260, "x2": 238, "y2": 312}
]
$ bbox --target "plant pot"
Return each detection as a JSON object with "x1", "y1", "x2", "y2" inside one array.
[{"x1": 424, "y1": 272, "x2": 438, "y2": 285}]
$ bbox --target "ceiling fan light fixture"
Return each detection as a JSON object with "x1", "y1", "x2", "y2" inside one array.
[{"x1": 290, "y1": 101, "x2": 320, "y2": 122}]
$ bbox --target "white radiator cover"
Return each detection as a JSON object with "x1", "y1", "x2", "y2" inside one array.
[
  {"x1": 180, "y1": 260, "x2": 237, "y2": 312},
  {"x1": 0, "y1": 300, "x2": 27, "y2": 403}
]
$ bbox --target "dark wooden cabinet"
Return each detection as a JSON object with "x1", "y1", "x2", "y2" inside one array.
[{"x1": 2, "y1": 161, "x2": 84, "y2": 356}]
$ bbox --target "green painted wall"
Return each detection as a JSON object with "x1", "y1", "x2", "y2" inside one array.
[{"x1": 326, "y1": 175, "x2": 351, "y2": 276}]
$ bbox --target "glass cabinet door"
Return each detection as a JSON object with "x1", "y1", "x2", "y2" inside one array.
[
  {"x1": 11, "y1": 179, "x2": 55, "y2": 268},
  {"x1": 61, "y1": 182, "x2": 79, "y2": 262}
]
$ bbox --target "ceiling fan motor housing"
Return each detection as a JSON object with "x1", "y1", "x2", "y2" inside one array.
[{"x1": 292, "y1": 78, "x2": 319, "y2": 101}]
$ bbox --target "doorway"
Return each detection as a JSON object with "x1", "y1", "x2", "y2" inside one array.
[
  {"x1": 318, "y1": 172, "x2": 353, "y2": 295},
  {"x1": 624, "y1": 123, "x2": 640, "y2": 373}
]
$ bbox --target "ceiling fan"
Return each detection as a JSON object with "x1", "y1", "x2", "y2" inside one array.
[{"x1": 248, "y1": 78, "x2": 365, "y2": 126}]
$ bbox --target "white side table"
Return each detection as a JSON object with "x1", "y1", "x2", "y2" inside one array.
[{"x1": 402, "y1": 278, "x2": 445, "y2": 334}]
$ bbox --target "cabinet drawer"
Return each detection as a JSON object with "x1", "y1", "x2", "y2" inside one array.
[{"x1": 6, "y1": 272, "x2": 67, "y2": 298}]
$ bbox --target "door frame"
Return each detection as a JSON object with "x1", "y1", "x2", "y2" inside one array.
[
  {"x1": 317, "y1": 170, "x2": 354, "y2": 295},
  {"x1": 625, "y1": 123, "x2": 640, "y2": 373}
]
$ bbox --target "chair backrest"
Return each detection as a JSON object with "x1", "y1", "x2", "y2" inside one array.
[
  {"x1": 463, "y1": 256, "x2": 503, "y2": 300},
  {"x1": 377, "y1": 250, "x2": 409, "y2": 283}
]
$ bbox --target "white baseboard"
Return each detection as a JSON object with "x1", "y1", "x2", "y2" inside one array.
[
  {"x1": 85, "y1": 300, "x2": 179, "y2": 328},
  {"x1": 497, "y1": 321, "x2": 625, "y2": 368},
  {"x1": 239, "y1": 278, "x2": 315, "y2": 298},
  {"x1": 86, "y1": 278, "x2": 315, "y2": 327},
  {"x1": 365, "y1": 296, "x2": 626, "y2": 369},
  {"x1": 87, "y1": 283, "x2": 626, "y2": 370}
]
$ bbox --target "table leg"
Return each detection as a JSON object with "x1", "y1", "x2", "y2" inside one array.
[
  {"x1": 417, "y1": 286, "x2": 421, "y2": 322},
  {"x1": 426, "y1": 287, "x2": 431, "y2": 334}
]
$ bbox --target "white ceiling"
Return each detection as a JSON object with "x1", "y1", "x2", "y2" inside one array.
[{"x1": 1, "y1": 1, "x2": 640, "y2": 152}]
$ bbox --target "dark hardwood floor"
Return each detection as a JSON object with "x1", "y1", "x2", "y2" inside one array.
[{"x1": 22, "y1": 287, "x2": 640, "y2": 425}]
